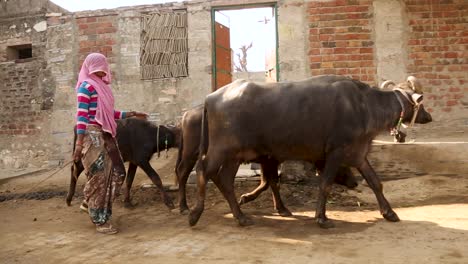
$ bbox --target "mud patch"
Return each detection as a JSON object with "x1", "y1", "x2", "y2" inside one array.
[{"x1": 0, "y1": 190, "x2": 67, "y2": 202}]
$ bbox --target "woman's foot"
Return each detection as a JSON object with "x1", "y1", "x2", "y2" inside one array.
[
  {"x1": 79, "y1": 200, "x2": 88, "y2": 213},
  {"x1": 95, "y1": 222, "x2": 118, "y2": 235}
]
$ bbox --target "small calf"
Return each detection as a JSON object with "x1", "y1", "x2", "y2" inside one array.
[{"x1": 66, "y1": 118, "x2": 179, "y2": 209}]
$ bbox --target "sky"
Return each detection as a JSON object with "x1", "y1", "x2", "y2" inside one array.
[
  {"x1": 216, "y1": 8, "x2": 275, "y2": 72},
  {"x1": 50, "y1": 0, "x2": 182, "y2": 12},
  {"x1": 50, "y1": 1, "x2": 275, "y2": 72}
]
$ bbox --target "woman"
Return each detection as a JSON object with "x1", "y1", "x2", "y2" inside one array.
[{"x1": 73, "y1": 53, "x2": 147, "y2": 234}]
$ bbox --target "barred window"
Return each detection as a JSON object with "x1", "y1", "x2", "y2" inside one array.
[{"x1": 141, "y1": 11, "x2": 188, "y2": 79}]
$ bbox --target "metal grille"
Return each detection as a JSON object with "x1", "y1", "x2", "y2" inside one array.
[{"x1": 141, "y1": 11, "x2": 188, "y2": 79}]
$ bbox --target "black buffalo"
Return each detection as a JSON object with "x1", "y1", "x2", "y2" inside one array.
[
  {"x1": 189, "y1": 75, "x2": 432, "y2": 228},
  {"x1": 175, "y1": 106, "x2": 358, "y2": 215},
  {"x1": 66, "y1": 118, "x2": 179, "y2": 209}
]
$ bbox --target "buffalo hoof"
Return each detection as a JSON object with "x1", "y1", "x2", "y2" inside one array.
[
  {"x1": 189, "y1": 209, "x2": 203, "y2": 226},
  {"x1": 316, "y1": 218, "x2": 335, "y2": 229},
  {"x1": 179, "y1": 204, "x2": 190, "y2": 215},
  {"x1": 238, "y1": 194, "x2": 253, "y2": 206},
  {"x1": 344, "y1": 180, "x2": 358, "y2": 189},
  {"x1": 163, "y1": 196, "x2": 175, "y2": 210},
  {"x1": 237, "y1": 215, "x2": 254, "y2": 227},
  {"x1": 383, "y1": 210, "x2": 400, "y2": 222},
  {"x1": 179, "y1": 208, "x2": 189, "y2": 215},
  {"x1": 277, "y1": 207, "x2": 293, "y2": 217},
  {"x1": 124, "y1": 200, "x2": 137, "y2": 209},
  {"x1": 66, "y1": 197, "x2": 72, "y2": 206}
]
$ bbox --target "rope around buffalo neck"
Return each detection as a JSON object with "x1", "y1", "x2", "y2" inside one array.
[
  {"x1": 391, "y1": 89, "x2": 421, "y2": 142},
  {"x1": 156, "y1": 125, "x2": 169, "y2": 158},
  {"x1": 157, "y1": 125, "x2": 160, "y2": 158}
]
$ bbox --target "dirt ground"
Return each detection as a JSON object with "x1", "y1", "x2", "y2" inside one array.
[{"x1": 0, "y1": 150, "x2": 467, "y2": 264}]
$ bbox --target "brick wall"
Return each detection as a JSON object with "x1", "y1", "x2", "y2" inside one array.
[
  {"x1": 76, "y1": 15, "x2": 117, "y2": 67},
  {"x1": 0, "y1": 60, "x2": 44, "y2": 135},
  {"x1": 307, "y1": 0, "x2": 375, "y2": 82},
  {"x1": 406, "y1": 0, "x2": 468, "y2": 115},
  {"x1": 0, "y1": 14, "x2": 49, "y2": 137}
]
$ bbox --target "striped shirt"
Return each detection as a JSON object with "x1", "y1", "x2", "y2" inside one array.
[{"x1": 76, "y1": 81, "x2": 126, "y2": 135}]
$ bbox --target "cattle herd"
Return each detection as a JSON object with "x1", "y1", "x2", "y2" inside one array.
[{"x1": 67, "y1": 74, "x2": 432, "y2": 229}]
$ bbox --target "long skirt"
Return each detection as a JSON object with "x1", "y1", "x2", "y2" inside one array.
[{"x1": 81, "y1": 125, "x2": 125, "y2": 225}]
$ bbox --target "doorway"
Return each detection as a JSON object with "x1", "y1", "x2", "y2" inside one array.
[{"x1": 211, "y1": 4, "x2": 278, "y2": 91}]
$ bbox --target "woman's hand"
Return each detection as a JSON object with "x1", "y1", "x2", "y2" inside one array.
[
  {"x1": 73, "y1": 144, "x2": 83, "y2": 162},
  {"x1": 128, "y1": 111, "x2": 148, "y2": 120}
]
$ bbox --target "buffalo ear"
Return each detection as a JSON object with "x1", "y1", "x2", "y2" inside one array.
[{"x1": 411, "y1": 93, "x2": 423, "y2": 104}]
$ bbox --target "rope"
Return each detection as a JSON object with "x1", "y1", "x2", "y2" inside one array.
[
  {"x1": 391, "y1": 89, "x2": 421, "y2": 143},
  {"x1": 23, "y1": 160, "x2": 73, "y2": 193},
  {"x1": 157, "y1": 125, "x2": 160, "y2": 158}
]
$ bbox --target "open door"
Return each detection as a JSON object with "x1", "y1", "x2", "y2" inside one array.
[
  {"x1": 214, "y1": 22, "x2": 232, "y2": 90},
  {"x1": 212, "y1": 6, "x2": 278, "y2": 90}
]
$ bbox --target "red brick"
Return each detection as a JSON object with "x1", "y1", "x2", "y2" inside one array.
[
  {"x1": 446, "y1": 100, "x2": 458, "y2": 106},
  {"x1": 319, "y1": 28, "x2": 335, "y2": 34},
  {"x1": 360, "y1": 47, "x2": 373, "y2": 53},
  {"x1": 320, "y1": 48, "x2": 334, "y2": 54},
  {"x1": 323, "y1": 68, "x2": 337, "y2": 74},
  {"x1": 97, "y1": 15, "x2": 116, "y2": 22},
  {"x1": 321, "y1": 55, "x2": 334, "y2": 62},
  {"x1": 347, "y1": 61, "x2": 361, "y2": 68},
  {"x1": 309, "y1": 28, "x2": 319, "y2": 34},
  {"x1": 309, "y1": 56, "x2": 322, "y2": 63},
  {"x1": 335, "y1": 41, "x2": 349, "y2": 47},
  {"x1": 344, "y1": 5, "x2": 369, "y2": 12},
  {"x1": 310, "y1": 42, "x2": 321, "y2": 48},
  {"x1": 81, "y1": 28, "x2": 97, "y2": 35},
  {"x1": 408, "y1": 39, "x2": 420, "y2": 45},
  {"x1": 97, "y1": 27, "x2": 117, "y2": 34},
  {"x1": 309, "y1": 35, "x2": 320, "y2": 42},
  {"x1": 87, "y1": 17, "x2": 97, "y2": 23},
  {"x1": 360, "y1": 60, "x2": 373, "y2": 67},
  {"x1": 336, "y1": 68, "x2": 349, "y2": 75},
  {"x1": 79, "y1": 40, "x2": 96, "y2": 48},
  {"x1": 333, "y1": 61, "x2": 348, "y2": 68},
  {"x1": 96, "y1": 22, "x2": 113, "y2": 28},
  {"x1": 308, "y1": 48, "x2": 321, "y2": 55},
  {"x1": 309, "y1": 63, "x2": 321, "y2": 69},
  {"x1": 76, "y1": 18, "x2": 87, "y2": 24},
  {"x1": 444, "y1": 52, "x2": 459, "y2": 58},
  {"x1": 319, "y1": 34, "x2": 334, "y2": 41}
]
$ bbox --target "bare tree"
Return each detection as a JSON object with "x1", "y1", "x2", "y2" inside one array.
[{"x1": 234, "y1": 42, "x2": 253, "y2": 72}]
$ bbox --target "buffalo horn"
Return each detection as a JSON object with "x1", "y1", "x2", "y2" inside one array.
[
  {"x1": 380, "y1": 80, "x2": 396, "y2": 90},
  {"x1": 407, "y1": 76, "x2": 423, "y2": 93}
]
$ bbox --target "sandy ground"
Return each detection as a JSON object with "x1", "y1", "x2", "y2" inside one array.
[{"x1": 0, "y1": 150, "x2": 467, "y2": 264}]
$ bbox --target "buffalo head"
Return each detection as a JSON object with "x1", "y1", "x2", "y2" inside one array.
[{"x1": 381, "y1": 76, "x2": 432, "y2": 125}]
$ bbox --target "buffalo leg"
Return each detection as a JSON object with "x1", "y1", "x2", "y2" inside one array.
[
  {"x1": 357, "y1": 158, "x2": 399, "y2": 222},
  {"x1": 265, "y1": 161, "x2": 292, "y2": 217},
  {"x1": 189, "y1": 157, "x2": 212, "y2": 226},
  {"x1": 138, "y1": 161, "x2": 175, "y2": 210},
  {"x1": 176, "y1": 157, "x2": 197, "y2": 214},
  {"x1": 333, "y1": 166, "x2": 358, "y2": 189},
  {"x1": 238, "y1": 159, "x2": 292, "y2": 217},
  {"x1": 315, "y1": 152, "x2": 342, "y2": 228},
  {"x1": 123, "y1": 162, "x2": 138, "y2": 208},
  {"x1": 238, "y1": 171, "x2": 269, "y2": 205},
  {"x1": 66, "y1": 161, "x2": 84, "y2": 206},
  {"x1": 210, "y1": 159, "x2": 253, "y2": 226}
]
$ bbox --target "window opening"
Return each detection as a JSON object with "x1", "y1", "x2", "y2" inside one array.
[{"x1": 141, "y1": 11, "x2": 188, "y2": 79}]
